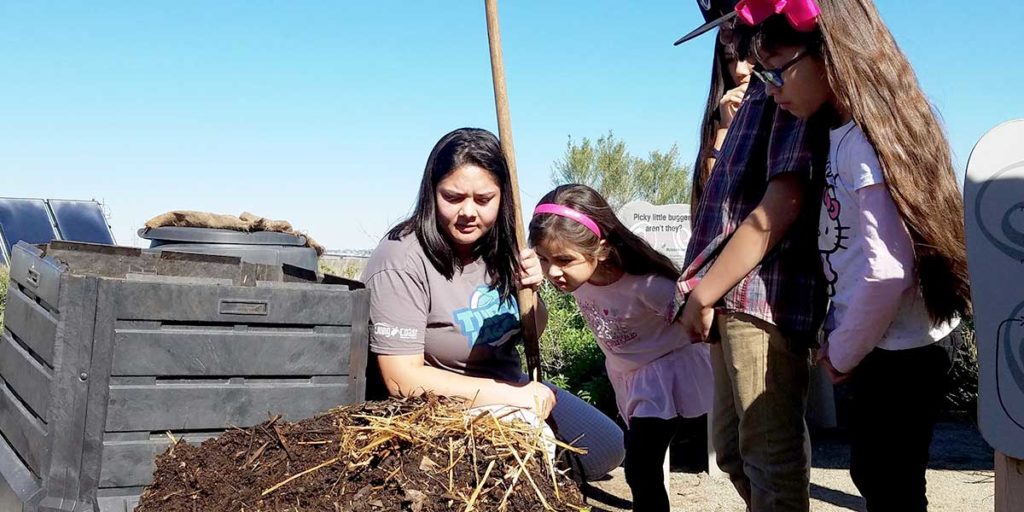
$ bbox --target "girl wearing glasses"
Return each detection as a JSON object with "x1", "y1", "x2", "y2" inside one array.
[{"x1": 749, "y1": 2, "x2": 971, "y2": 510}]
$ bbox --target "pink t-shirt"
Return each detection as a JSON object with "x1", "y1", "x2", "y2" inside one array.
[{"x1": 572, "y1": 273, "x2": 712, "y2": 424}]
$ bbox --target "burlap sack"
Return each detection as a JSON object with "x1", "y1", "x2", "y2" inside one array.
[{"x1": 144, "y1": 211, "x2": 324, "y2": 256}]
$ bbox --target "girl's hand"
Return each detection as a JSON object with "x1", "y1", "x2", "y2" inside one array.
[
  {"x1": 680, "y1": 295, "x2": 715, "y2": 343},
  {"x1": 519, "y1": 248, "x2": 544, "y2": 291},
  {"x1": 719, "y1": 79, "x2": 750, "y2": 129},
  {"x1": 513, "y1": 381, "x2": 557, "y2": 420},
  {"x1": 816, "y1": 348, "x2": 850, "y2": 384}
]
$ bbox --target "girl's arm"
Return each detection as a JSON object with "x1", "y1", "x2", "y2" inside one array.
[
  {"x1": 706, "y1": 80, "x2": 749, "y2": 175},
  {"x1": 714, "y1": 126, "x2": 730, "y2": 149},
  {"x1": 705, "y1": 125, "x2": 729, "y2": 175},
  {"x1": 377, "y1": 354, "x2": 556, "y2": 418},
  {"x1": 680, "y1": 172, "x2": 806, "y2": 340},
  {"x1": 824, "y1": 184, "x2": 915, "y2": 373}
]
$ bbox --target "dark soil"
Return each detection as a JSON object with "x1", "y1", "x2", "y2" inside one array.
[{"x1": 136, "y1": 396, "x2": 587, "y2": 512}]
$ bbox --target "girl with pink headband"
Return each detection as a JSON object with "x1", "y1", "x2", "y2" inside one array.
[{"x1": 529, "y1": 184, "x2": 713, "y2": 512}]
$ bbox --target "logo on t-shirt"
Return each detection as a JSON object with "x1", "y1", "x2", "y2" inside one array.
[
  {"x1": 453, "y1": 285, "x2": 520, "y2": 348},
  {"x1": 372, "y1": 323, "x2": 419, "y2": 340}
]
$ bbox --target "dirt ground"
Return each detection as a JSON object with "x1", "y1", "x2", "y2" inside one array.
[{"x1": 584, "y1": 421, "x2": 995, "y2": 511}]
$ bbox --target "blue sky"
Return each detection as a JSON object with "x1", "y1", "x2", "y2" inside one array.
[{"x1": 2, "y1": 1, "x2": 1021, "y2": 250}]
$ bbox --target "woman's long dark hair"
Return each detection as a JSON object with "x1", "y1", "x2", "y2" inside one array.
[
  {"x1": 529, "y1": 184, "x2": 680, "y2": 281},
  {"x1": 752, "y1": 4, "x2": 972, "y2": 323},
  {"x1": 691, "y1": 37, "x2": 739, "y2": 210},
  {"x1": 387, "y1": 128, "x2": 520, "y2": 304}
]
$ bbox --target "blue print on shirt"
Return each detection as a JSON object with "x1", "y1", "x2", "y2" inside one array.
[{"x1": 453, "y1": 285, "x2": 520, "y2": 348}]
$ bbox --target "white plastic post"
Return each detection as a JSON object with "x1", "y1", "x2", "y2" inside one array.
[
  {"x1": 663, "y1": 449, "x2": 671, "y2": 497},
  {"x1": 707, "y1": 412, "x2": 724, "y2": 477}
]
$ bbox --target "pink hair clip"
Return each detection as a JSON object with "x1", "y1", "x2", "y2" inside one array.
[
  {"x1": 533, "y1": 204, "x2": 602, "y2": 237},
  {"x1": 736, "y1": 0, "x2": 820, "y2": 32}
]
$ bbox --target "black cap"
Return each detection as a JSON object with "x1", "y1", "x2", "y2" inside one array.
[{"x1": 674, "y1": 0, "x2": 740, "y2": 46}]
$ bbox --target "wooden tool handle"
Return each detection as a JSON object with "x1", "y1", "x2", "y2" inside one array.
[{"x1": 484, "y1": 0, "x2": 542, "y2": 382}]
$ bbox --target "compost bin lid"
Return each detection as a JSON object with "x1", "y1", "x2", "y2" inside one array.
[{"x1": 138, "y1": 226, "x2": 307, "y2": 246}]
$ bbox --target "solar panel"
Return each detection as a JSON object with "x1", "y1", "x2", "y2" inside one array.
[
  {"x1": 0, "y1": 199, "x2": 58, "y2": 255},
  {"x1": 49, "y1": 200, "x2": 115, "y2": 246}
]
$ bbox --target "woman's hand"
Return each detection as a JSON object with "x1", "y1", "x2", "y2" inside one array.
[
  {"x1": 679, "y1": 295, "x2": 715, "y2": 343},
  {"x1": 719, "y1": 78, "x2": 750, "y2": 129},
  {"x1": 519, "y1": 248, "x2": 544, "y2": 291},
  {"x1": 377, "y1": 354, "x2": 558, "y2": 418},
  {"x1": 512, "y1": 380, "x2": 557, "y2": 420}
]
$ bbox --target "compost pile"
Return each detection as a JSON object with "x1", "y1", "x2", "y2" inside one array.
[{"x1": 136, "y1": 395, "x2": 588, "y2": 512}]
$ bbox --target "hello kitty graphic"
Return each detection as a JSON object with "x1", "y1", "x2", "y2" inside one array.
[{"x1": 819, "y1": 164, "x2": 849, "y2": 297}]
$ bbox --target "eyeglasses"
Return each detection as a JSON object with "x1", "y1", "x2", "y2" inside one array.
[{"x1": 752, "y1": 52, "x2": 809, "y2": 88}]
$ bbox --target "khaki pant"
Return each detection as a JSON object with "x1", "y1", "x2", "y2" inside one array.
[{"x1": 711, "y1": 313, "x2": 811, "y2": 512}]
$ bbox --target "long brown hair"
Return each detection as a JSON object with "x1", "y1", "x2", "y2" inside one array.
[
  {"x1": 528, "y1": 184, "x2": 680, "y2": 281},
  {"x1": 691, "y1": 24, "x2": 753, "y2": 210},
  {"x1": 386, "y1": 128, "x2": 520, "y2": 304},
  {"x1": 753, "y1": 1, "x2": 972, "y2": 323},
  {"x1": 691, "y1": 37, "x2": 737, "y2": 210}
]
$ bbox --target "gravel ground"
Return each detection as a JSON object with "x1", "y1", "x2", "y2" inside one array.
[{"x1": 584, "y1": 421, "x2": 995, "y2": 511}]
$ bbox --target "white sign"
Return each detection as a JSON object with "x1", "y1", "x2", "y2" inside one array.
[
  {"x1": 616, "y1": 201, "x2": 692, "y2": 267},
  {"x1": 965, "y1": 119, "x2": 1024, "y2": 458}
]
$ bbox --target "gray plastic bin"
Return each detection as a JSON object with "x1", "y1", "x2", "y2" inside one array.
[
  {"x1": 138, "y1": 226, "x2": 319, "y2": 273},
  {"x1": 0, "y1": 241, "x2": 368, "y2": 512}
]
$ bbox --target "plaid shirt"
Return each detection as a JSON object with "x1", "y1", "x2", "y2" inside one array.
[{"x1": 676, "y1": 81, "x2": 828, "y2": 339}]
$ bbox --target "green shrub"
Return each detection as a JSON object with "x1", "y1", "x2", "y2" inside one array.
[
  {"x1": 532, "y1": 282, "x2": 618, "y2": 419},
  {"x1": 944, "y1": 320, "x2": 979, "y2": 415}
]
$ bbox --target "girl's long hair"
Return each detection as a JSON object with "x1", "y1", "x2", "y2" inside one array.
[
  {"x1": 691, "y1": 37, "x2": 739, "y2": 210},
  {"x1": 528, "y1": 184, "x2": 680, "y2": 281},
  {"x1": 753, "y1": 1, "x2": 972, "y2": 323},
  {"x1": 387, "y1": 128, "x2": 519, "y2": 303}
]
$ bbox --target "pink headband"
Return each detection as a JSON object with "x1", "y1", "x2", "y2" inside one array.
[
  {"x1": 533, "y1": 204, "x2": 602, "y2": 238},
  {"x1": 736, "y1": 0, "x2": 820, "y2": 32}
]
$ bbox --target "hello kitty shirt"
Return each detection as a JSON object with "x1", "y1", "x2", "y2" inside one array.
[
  {"x1": 572, "y1": 273, "x2": 712, "y2": 424},
  {"x1": 819, "y1": 121, "x2": 956, "y2": 373}
]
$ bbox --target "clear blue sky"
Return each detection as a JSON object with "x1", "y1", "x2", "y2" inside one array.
[{"x1": 2, "y1": 1, "x2": 1021, "y2": 250}]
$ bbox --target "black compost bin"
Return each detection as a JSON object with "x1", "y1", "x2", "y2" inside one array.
[{"x1": 0, "y1": 241, "x2": 368, "y2": 512}]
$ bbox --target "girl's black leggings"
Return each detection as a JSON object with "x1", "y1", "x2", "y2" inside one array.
[
  {"x1": 848, "y1": 342, "x2": 949, "y2": 512},
  {"x1": 623, "y1": 416, "x2": 684, "y2": 512}
]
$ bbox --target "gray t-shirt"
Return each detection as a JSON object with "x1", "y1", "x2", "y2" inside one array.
[{"x1": 362, "y1": 233, "x2": 524, "y2": 382}]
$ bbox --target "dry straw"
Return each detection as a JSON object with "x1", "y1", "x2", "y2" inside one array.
[{"x1": 139, "y1": 394, "x2": 591, "y2": 512}]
